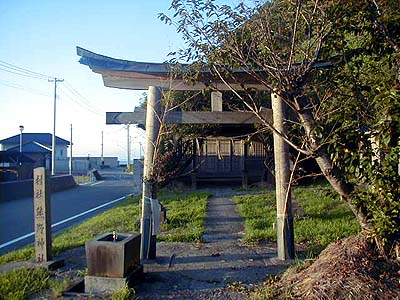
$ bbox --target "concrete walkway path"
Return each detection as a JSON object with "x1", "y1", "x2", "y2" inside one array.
[
  {"x1": 0, "y1": 188, "x2": 290, "y2": 300},
  {"x1": 136, "y1": 189, "x2": 289, "y2": 300}
]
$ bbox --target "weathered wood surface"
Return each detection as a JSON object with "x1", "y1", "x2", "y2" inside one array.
[
  {"x1": 141, "y1": 86, "x2": 162, "y2": 260},
  {"x1": 211, "y1": 91, "x2": 223, "y2": 112},
  {"x1": 271, "y1": 93, "x2": 294, "y2": 260},
  {"x1": 101, "y1": 73, "x2": 269, "y2": 91},
  {"x1": 78, "y1": 47, "x2": 330, "y2": 92},
  {"x1": 106, "y1": 109, "x2": 272, "y2": 125}
]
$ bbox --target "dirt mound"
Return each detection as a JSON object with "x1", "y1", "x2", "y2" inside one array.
[{"x1": 280, "y1": 233, "x2": 400, "y2": 300}]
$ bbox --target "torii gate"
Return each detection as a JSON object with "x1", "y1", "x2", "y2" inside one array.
[{"x1": 77, "y1": 47, "x2": 294, "y2": 261}]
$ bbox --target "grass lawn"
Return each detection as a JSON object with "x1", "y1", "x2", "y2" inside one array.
[
  {"x1": 0, "y1": 268, "x2": 50, "y2": 300},
  {"x1": 158, "y1": 191, "x2": 209, "y2": 242},
  {"x1": 0, "y1": 191, "x2": 209, "y2": 264},
  {"x1": 0, "y1": 190, "x2": 209, "y2": 299},
  {"x1": 233, "y1": 183, "x2": 361, "y2": 257},
  {"x1": 0, "y1": 183, "x2": 360, "y2": 299}
]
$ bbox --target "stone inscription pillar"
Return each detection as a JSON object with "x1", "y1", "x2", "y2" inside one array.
[{"x1": 33, "y1": 167, "x2": 52, "y2": 262}]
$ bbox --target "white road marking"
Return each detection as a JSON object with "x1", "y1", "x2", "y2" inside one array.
[
  {"x1": 0, "y1": 232, "x2": 35, "y2": 249},
  {"x1": 0, "y1": 193, "x2": 134, "y2": 250},
  {"x1": 90, "y1": 180, "x2": 104, "y2": 186}
]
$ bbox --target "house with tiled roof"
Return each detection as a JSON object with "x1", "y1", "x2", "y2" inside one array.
[{"x1": 0, "y1": 133, "x2": 70, "y2": 178}]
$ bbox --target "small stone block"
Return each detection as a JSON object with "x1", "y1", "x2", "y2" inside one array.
[
  {"x1": 160, "y1": 204, "x2": 167, "y2": 224},
  {"x1": 27, "y1": 258, "x2": 65, "y2": 271},
  {"x1": 84, "y1": 265, "x2": 143, "y2": 294}
]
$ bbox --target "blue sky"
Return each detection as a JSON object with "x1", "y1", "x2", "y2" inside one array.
[{"x1": 0, "y1": 0, "x2": 241, "y2": 160}]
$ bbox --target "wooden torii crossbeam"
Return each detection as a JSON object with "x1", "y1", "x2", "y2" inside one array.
[
  {"x1": 106, "y1": 109, "x2": 272, "y2": 125},
  {"x1": 77, "y1": 46, "x2": 295, "y2": 261}
]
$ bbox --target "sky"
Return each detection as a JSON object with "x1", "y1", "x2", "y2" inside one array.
[{"x1": 0, "y1": 0, "x2": 242, "y2": 161}]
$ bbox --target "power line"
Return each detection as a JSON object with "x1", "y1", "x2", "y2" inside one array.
[
  {"x1": 103, "y1": 126, "x2": 126, "y2": 135},
  {"x1": 0, "y1": 60, "x2": 104, "y2": 115},
  {"x1": 0, "y1": 66, "x2": 48, "y2": 80},
  {"x1": 0, "y1": 60, "x2": 50, "y2": 78},
  {"x1": 58, "y1": 86, "x2": 103, "y2": 117},
  {"x1": 0, "y1": 62, "x2": 103, "y2": 117},
  {"x1": 60, "y1": 81, "x2": 103, "y2": 116},
  {"x1": 58, "y1": 89, "x2": 101, "y2": 116},
  {"x1": 0, "y1": 60, "x2": 52, "y2": 80},
  {"x1": 63, "y1": 81, "x2": 98, "y2": 109},
  {"x1": 0, "y1": 79, "x2": 51, "y2": 97}
]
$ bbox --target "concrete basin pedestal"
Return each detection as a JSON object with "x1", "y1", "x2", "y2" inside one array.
[{"x1": 84, "y1": 232, "x2": 142, "y2": 294}]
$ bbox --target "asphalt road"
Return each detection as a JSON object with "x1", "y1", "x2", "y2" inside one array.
[{"x1": 0, "y1": 169, "x2": 142, "y2": 255}]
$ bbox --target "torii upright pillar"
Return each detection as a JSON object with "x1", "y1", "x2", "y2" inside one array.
[
  {"x1": 78, "y1": 47, "x2": 297, "y2": 261},
  {"x1": 141, "y1": 86, "x2": 162, "y2": 260},
  {"x1": 272, "y1": 92, "x2": 295, "y2": 260}
]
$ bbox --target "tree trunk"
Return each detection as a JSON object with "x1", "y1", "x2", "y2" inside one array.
[{"x1": 295, "y1": 96, "x2": 372, "y2": 230}]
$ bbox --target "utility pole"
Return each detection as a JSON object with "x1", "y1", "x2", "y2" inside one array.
[
  {"x1": 101, "y1": 130, "x2": 104, "y2": 166},
  {"x1": 126, "y1": 124, "x2": 131, "y2": 171},
  {"x1": 69, "y1": 124, "x2": 73, "y2": 175},
  {"x1": 19, "y1": 125, "x2": 24, "y2": 153},
  {"x1": 49, "y1": 78, "x2": 64, "y2": 176}
]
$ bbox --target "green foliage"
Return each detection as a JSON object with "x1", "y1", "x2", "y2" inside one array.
[
  {"x1": 234, "y1": 184, "x2": 360, "y2": 257},
  {"x1": 124, "y1": 164, "x2": 134, "y2": 173},
  {"x1": 73, "y1": 175, "x2": 92, "y2": 184},
  {"x1": 352, "y1": 146, "x2": 400, "y2": 248},
  {"x1": 0, "y1": 268, "x2": 49, "y2": 300},
  {"x1": 51, "y1": 196, "x2": 142, "y2": 255},
  {"x1": 294, "y1": 186, "x2": 361, "y2": 257},
  {"x1": 48, "y1": 277, "x2": 73, "y2": 299},
  {"x1": 111, "y1": 284, "x2": 136, "y2": 300},
  {"x1": 158, "y1": 191, "x2": 209, "y2": 242},
  {"x1": 163, "y1": 0, "x2": 400, "y2": 254},
  {"x1": 0, "y1": 192, "x2": 208, "y2": 264},
  {"x1": 249, "y1": 274, "x2": 286, "y2": 300},
  {"x1": 0, "y1": 247, "x2": 35, "y2": 265},
  {"x1": 317, "y1": 1, "x2": 400, "y2": 252},
  {"x1": 0, "y1": 196, "x2": 142, "y2": 264},
  {"x1": 234, "y1": 192, "x2": 276, "y2": 243}
]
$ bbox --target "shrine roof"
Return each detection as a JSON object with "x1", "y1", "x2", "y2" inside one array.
[
  {"x1": 77, "y1": 47, "x2": 331, "y2": 92},
  {"x1": 76, "y1": 47, "x2": 267, "y2": 91}
]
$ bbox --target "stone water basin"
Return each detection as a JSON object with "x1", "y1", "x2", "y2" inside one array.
[{"x1": 85, "y1": 232, "x2": 141, "y2": 278}]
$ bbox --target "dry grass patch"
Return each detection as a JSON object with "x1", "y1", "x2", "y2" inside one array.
[{"x1": 251, "y1": 233, "x2": 400, "y2": 300}]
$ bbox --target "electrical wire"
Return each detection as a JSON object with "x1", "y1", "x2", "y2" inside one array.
[
  {"x1": 0, "y1": 60, "x2": 103, "y2": 117},
  {"x1": 60, "y1": 81, "x2": 104, "y2": 116},
  {"x1": 0, "y1": 60, "x2": 50, "y2": 78},
  {"x1": 0, "y1": 66, "x2": 49, "y2": 80},
  {"x1": 0, "y1": 60, "x2": 52, "y2": 80},
  {"x1": 63, "y1": 81, "x2": 102, "y2": 113},
  {"x1": 58, "y1": 86, "x2": 103, "y2": 117},
  {"x1": 0, "y1": 79, "x2": 51, "y2": 97}
]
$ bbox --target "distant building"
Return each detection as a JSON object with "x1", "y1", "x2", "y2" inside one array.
[
  {"x1": 0, "y1": 133, "x2": 70, "y2": 178},
  {"x1": 0, "y1": 151, "x2": 35, "y2": 181},
  {"x1": 72, "y1": 156, "x2": 119, "y2": 174}
]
